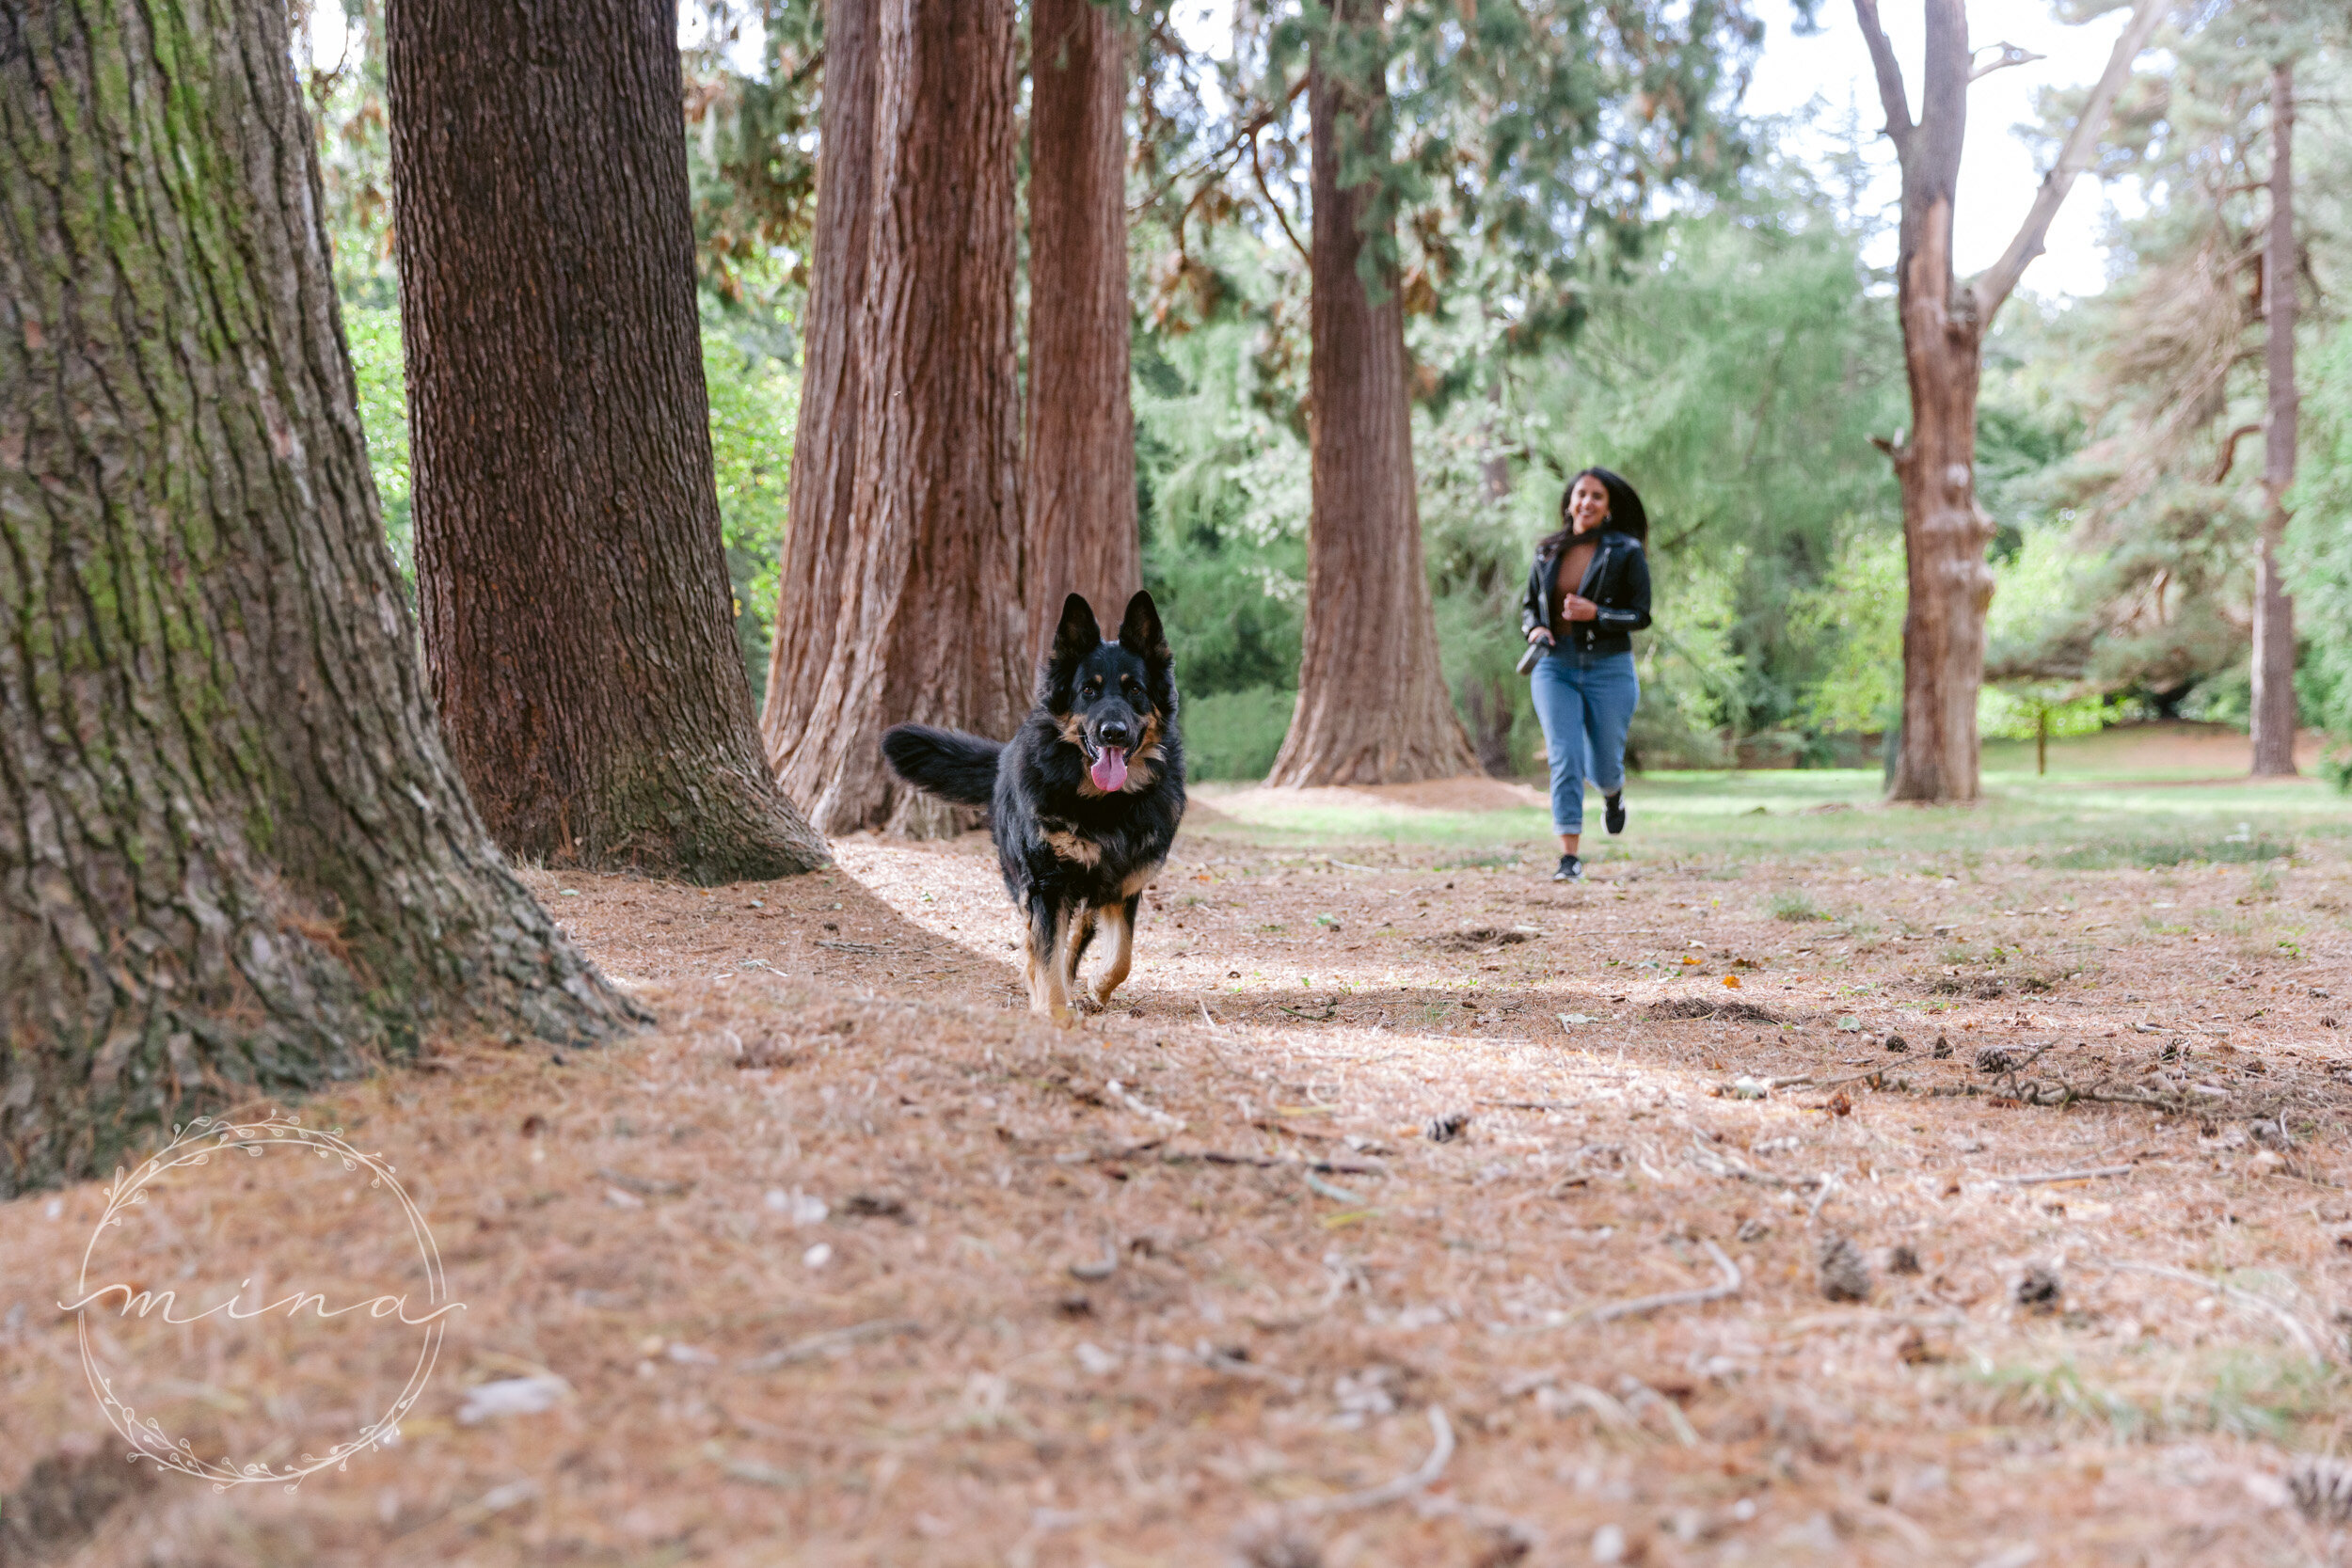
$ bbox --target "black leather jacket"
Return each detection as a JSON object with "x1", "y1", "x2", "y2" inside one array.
[{"x1": 1520, "y1": 528, "x2": 1652, "y2": 657}]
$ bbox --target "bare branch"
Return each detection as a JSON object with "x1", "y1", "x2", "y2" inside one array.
[
  {"x1": 1248, "y1": 130, "x2": 1311, "y2": 268},
  {"x1": 1851, "y1": 0, "x2": 1914, "y2": 151},
  {"x1": 1969, "y1": 40, "x2": 2045, "y2": 83},
  {"x1": 2213, "y1": 421, "x2": 2263, "y2": 483},
  {"x1": 1969, "y1": 0, "x2": 2166, "y2": 321}
]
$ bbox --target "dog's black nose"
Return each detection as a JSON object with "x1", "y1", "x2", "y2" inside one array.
[{"x1": 1099, "y1": 720, "x2": 1131, "y2": 748}]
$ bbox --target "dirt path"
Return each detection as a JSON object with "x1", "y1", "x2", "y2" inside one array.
[{"x1": 5, "y1": 819, "x2": 2350, "y2": 1566}]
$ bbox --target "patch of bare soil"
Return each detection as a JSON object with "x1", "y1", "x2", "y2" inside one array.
[{"x1": 5, "y1": 825, "x2": 2351, "y2": 1566}]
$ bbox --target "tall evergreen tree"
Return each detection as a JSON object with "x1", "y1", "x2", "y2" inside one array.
[
  {"x1": 0, "y1": 0, "x2": 642, "y2": 1194},
  {"x1": 387, "y1": 0, "x2": 827, "y2": 882},
  {"x1": 1267, "y1": 0, "x2": 1476, "y2": 784},
  {"x1": 762, "y1": 0, "x2": 1026, "y2": 836},
  {"x1": 1025, "y1": 0, "x2": 1144, "y2": 664},
  {"x1": 2252, "y1": 36, "x2": 2318, "y2": 774}
]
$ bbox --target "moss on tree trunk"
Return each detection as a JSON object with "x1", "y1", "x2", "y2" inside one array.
[{"x1": 0, "y1": 0, "x2": 644, "y2": 1196}]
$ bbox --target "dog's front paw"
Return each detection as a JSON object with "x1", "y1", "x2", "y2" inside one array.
[
  {"x1": 1090, "y1": 983, "x2": 1121, "y2": 1010},
  {"x1": 1073, "y1": 993, "x2": 1105, "y2": 1016}
]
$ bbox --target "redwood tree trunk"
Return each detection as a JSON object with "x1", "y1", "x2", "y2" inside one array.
[
  {"x1": 1024, "y1": 0, "x2": 1141, "y2": 663},
  {"x1": 0, "y1": 0, "x2": 642, "y2": 1195},
  {"x1": 1265, "y1": 2, "x2": 1475, "y2": 787},
  {"x1": 1882, "y1": 0, "x2": 1995, "y2": 804},
  {"x1": 761, "y1": 0, "x2": 1026, "y2": 836},
  {"x1": 761, "y1": 0, "x2": 880, "y2": 764},
  {"x1": 388, "y1": 0, "x2": 827, "y2": 882},
  {"x1": 2250, "y1": 60, "x2": 2298, "y2": 778}
]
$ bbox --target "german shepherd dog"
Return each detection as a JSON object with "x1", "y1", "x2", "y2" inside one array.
[{"x1": 882, "y1": 592, "x2": 1184, "y2": 1024}]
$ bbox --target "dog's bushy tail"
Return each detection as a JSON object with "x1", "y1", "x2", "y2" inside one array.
[{"x1": 881, "y1": 724, "x2": 1001, "y2": 807}]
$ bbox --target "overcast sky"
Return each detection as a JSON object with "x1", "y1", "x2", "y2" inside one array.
[{"x1": 1743, "y1": 0, "x2": 2143, "y2": 296}]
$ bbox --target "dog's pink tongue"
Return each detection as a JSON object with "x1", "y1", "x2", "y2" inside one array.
[{"x1": 1090, "y1": 748, "x2": 1129, "y2": 792}]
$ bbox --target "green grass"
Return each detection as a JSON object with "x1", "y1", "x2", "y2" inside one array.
[
  {"x1": 1184, "y1": 730, "x2": 2351, "y2": 867},
  {"x1": 1768, "y1": 887, "x2": 1824, "y2": 922}
]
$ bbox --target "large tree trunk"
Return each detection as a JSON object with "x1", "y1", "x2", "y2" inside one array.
[
  {"x1": 1265, "y1": 0, "x2": 1475, "y2": 787},
  {"x1": 1024, "y1": 0, "x2": 1141, "y2": 664},
  {"x1": 761, "y1": 0, "x2": 1026, "y2": 836},
  {"x1": 760, "y1": 0, "x2": 879, "y2": 768},
  {"x1": 1853, "y1": 0, "x2": 2163, "y2": 802},
  {"x1": 0, "y1": 0, "x2": 643, "y2": 1196},
  {"x1": 2250, "y1": 60, "x2": 2298, "y2": 778},
  {"x1": 388, "y1": 0, "x2": 827, "y2": 883}
]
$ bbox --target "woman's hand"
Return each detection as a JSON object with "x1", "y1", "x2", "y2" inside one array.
[{"x1": 1562, "y1": 594, "x2": 1599, "y2": 623}]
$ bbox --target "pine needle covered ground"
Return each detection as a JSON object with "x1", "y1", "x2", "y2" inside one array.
[{"x1": 6, "y1": 729, "x2": 2351, "y2": 1566}]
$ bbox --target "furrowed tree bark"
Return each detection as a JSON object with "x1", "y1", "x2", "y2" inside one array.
[
  {"x1": 1265, "y1": 0, "x2": 1475, "y2": 787},
  {"x1": 1855, "y1": 0, "x2": 2162, "y2": 802},
  {"x1": 761, "y1": 0, "x2": 879, "y2": 766},
  {"x1": 1024, "y1": 0, "x2": 1141, "y2": 664},
  {"x1": 763, "y1": 0, "x2": 1026, "y2": 836},
  {"x1": 2249, "y1": 59, "x2": 2298, "y2": 778},
  {"x1": 0, "y1": 0, "x2": 644, "y2": 1195},
  {"x1": 388, "y1": 0, "x2": 827, "y2": 882}
]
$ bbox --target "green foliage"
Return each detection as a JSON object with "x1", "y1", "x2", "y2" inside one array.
[
  {"x1": 1790, "y1": 529, "x2": 1904, "y2": 736},
  {"x1": 701, "y1": 324, "x2": 800, "y2": 687},
  {"x1": 2289, "y1": 325, "x2": 2352, "y2": 788},
  {"x1": 1768, "y1": 886, "x2": 1822, "y2": 923},
  {"x1": 343, "y1": 304, "x2": 411, "y2": 593},
  {"x1": 1182, "y1": 687, "x2": 1296, "y2": 781},
  {"x1": 1979, "y1": 527, "x2": 2111, "y2": 744},
  {"x1": 1134, "y1": 303, "x2": 1311, "y2": 700}
]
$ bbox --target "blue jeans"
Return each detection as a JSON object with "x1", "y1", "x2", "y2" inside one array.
[{"x1": 1530, "y1": 647, "x2": 1638, "y2": 836}]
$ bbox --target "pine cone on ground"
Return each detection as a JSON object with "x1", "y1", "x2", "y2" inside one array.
[{"x1": 1817, "y1": 1234, "x2": 1871, "y2": 1302}]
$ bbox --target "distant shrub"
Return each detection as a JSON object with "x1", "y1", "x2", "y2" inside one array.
[
  {"x1": 1770, "y1": 887, "x2": 1823, "y2": 923},
  {"x1": 1182, "y1": 687, "x2": 1295, "y2": 781}
]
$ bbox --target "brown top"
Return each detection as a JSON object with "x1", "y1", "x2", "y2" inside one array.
[{"x1": 1550, "y1": 535, "x2": 1597, "y2": 638}]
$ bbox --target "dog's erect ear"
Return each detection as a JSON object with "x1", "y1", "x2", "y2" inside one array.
[
  {"x1": 1117, "y1": 591, "x2": 1169, "y2": 663},
  {"x1": 1052, "y1": 594, "x2": 1103, "y2": 667}
]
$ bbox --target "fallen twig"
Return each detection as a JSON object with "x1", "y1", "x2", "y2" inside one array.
[
  {"x1": 738, "y1": 1316, "x2": 921, "y2": 1371},
  {"x1": 2093, "y1": 1260, "x2": 2331, "y2": 1362},
  {"x1": 1503, "y1": 1239, "x2": 1740, "y2": 1332},
  {"x1": 1181, "y1": 1149, "x2": 1385, "y2": 1175},
  {"x1": 1991, "y1": 1164, "x2": 2133, "y2": 1186},
  {"x1": 1304, "y1": 1170, "x2": 1368, "y2": 1205},
  {"x1": 1106, "y1": 1079, "x2": 1185, "y2": 1131},
  {"x1": 1293, "y1": 1406, "x2": 1454, "y2": 1515}
]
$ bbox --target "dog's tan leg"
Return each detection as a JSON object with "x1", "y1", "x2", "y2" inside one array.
[
  {"x1": 1092, "y1": 895, "x2": 1137, "y2": 1008},
  {"x1": 1062, "y1": 906, "x2": 1100, "y2": 1013},
  {"x1": 1025, "y1": 901, "x2": 1075, "y2": 1024},
  {"x1": 1032, "y1": 904, "x2": 1075, "y2": 1024}
]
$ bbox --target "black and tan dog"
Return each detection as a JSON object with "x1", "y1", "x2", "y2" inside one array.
[{"x1": 882, "y1": 592, "x2": 1184, "y2": 1024}]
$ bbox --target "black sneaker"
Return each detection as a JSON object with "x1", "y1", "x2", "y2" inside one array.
[
  {"x1": 1552, "y1": 854, "x2": 1583, "y2": 882},
  {"x1": 1604, "y1": 793, "x2": 1627, "y2": 835}
]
